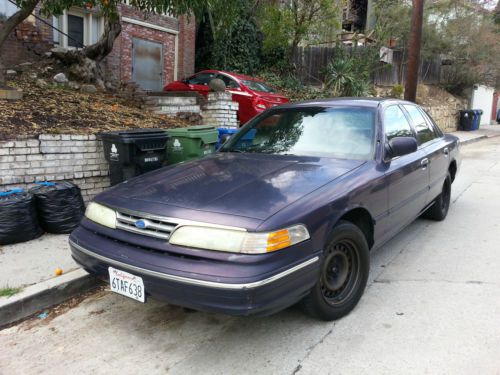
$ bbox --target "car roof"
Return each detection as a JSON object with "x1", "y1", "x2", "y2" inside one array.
[
  {"x1": 277, "y1": 97, "x2": 417, "y2": 109},
  {"x1": 198, "y1": 70, "x2": 262, "y2": 82}
]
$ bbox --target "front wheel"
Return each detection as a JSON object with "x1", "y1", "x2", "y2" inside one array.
[{"x1": 302, "y1": 220, "x2": 370, "y2": 321}]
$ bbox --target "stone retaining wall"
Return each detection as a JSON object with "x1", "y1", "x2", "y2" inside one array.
[
  {"x1": 421, "y1": 104, "x2": 463, "y2": 133},
  {"x1": 0, "y1": 135, "x2": 110, "y2": 202},
  {"x1": 201, "y1": 92, "x2": 239, "y2": 128}
]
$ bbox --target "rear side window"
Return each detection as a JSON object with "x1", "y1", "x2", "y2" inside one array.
[
  {"x1": 187, "y1": 73, "x2": 216, "y2": 85},
  {"x1": 403, "y1": 105, "x2": 437, "y2": 144},
  {"x1": 384, "y1": 105, "x2": 414, "y2": 141}
]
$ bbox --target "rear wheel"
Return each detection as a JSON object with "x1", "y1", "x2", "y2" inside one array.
[
  {"x1": 302, "y1": 221, "x2": 369, "y2": 321},
  {"x1": 422, "y1": 172, "x2": 451, "y2": 221}
]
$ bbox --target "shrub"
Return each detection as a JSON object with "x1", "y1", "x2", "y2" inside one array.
[
  {"x1": 324, "y1": 47, "x2": 376, "y2": 97},
  {"x1": 390, "y1": 84, "x2": 404, "y2": 98}
]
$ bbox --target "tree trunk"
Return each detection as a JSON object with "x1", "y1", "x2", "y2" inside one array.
[
  {"x1": 0, "y1": 0, "x2": 40, "y2": 86},
  {"x1": 404, "y1": 0, "x2": 424, "y2": 102},
  {"x1": 51, "y1": 15, "x2": 121, "y2": 83},
  {"x1": 83, "y1": 16, "x2": 121, "y2": 62}
]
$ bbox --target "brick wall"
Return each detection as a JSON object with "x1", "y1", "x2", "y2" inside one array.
[
  {"x1": 177, "y1": 15, "x2": 196, "y2": 80},
  {"x1": 102, "y1": 5, "x2": 195, "y2": 86},
  {"x1": 0, "y1": 9, "x2": 53, "y2": 66},
  {"x1": 201, "y1": 92, "x2": 240, "y2": 128},
  {"x1": 0, "y1": 135, "x2": 110, "y2": 202},
  {"x1": 2, "y1": 4, "x2": 195, "y2": 86}
]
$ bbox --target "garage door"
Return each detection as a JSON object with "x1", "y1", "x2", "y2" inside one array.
[{"x1": 132, "y1": 38, "x2": 163, "y2": 91}]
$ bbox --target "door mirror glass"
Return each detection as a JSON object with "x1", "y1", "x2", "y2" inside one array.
[{"x1": 387, "y1": 137, "x2": 418, "y2": 158}]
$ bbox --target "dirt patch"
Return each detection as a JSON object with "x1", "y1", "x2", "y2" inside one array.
[
  {"x1": 0, "y1": 64, "x2": 193, "y2": 140},
  {"x1": 6, "y1": 285, "x2": 108, "y2": 332}
]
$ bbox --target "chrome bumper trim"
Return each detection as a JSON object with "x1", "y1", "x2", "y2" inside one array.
[{"x1": 69, "y1": 239, "x2": 319, "y2": 290}]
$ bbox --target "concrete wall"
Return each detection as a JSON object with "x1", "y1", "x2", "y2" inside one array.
[
  {"x1": 470, "y1": 85, "x2": 495, "y2": 125},
  {"x1": 0, "y1": 135, "x2": 109, "y2": 202}
]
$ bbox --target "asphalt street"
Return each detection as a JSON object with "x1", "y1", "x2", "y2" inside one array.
[{"x1": 1, "y1": 137, "x2": 499, "y2": 375}]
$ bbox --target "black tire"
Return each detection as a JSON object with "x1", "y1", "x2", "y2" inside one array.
[
  {"x1": 302, "y1": 220, "x2": 370, "y2": 321},
  {"x1": 422, "y1": 172, "x2": 451, "y2": 221}
]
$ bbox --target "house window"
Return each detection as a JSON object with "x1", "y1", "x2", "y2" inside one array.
[
  {"x1": 0, "y1": 0, "x2": 18, "y2": 20},
  {"x1": 68, "y1": 14, "x2": 84, "y2": 47},
  {"x1": 55, "y1": 9, "x2": 104, "y2": 48}
]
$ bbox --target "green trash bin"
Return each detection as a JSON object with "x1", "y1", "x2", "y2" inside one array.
[{"x1": 166, "y1": 125, "x2": 219, "y2": 164}]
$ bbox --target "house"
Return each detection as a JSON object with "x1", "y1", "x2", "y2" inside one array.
[{"x1": 0, "y1": 0, "x2": 195, "y2": 90}]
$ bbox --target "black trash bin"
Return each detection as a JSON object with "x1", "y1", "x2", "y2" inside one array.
[
  {"x1": 99, "y1": 129, "x2": 169, "y2": 186},
  {"x1": 459, "y1": 110, "x2": 475, "y2": 131}
]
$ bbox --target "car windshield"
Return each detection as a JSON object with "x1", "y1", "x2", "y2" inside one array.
[
  {"x1": 241, "y1": 79, "x2": 275, "y2": 93},
  {"x1": 221, "y1": 107, "x2": 376, "y2": 160}
]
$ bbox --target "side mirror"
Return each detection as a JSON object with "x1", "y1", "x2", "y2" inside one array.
[
  {"x1": 220, "y1": 134, "x2": 232, "y2": 145},
  {"x1": 181, "y1": 79, "x2": 188, "y2": 84},
  {"x1": 387, "y1": 137, "x2": 418, "y2": 159}
]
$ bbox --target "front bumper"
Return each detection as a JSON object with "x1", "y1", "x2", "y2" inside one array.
[{"x1": 70, "y1": 229, "x2": 320, "y2": 316}]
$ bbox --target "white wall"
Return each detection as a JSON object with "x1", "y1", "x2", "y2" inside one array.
[{"x1": 471, "y1": 85, "x2": 495, "y2": 125}]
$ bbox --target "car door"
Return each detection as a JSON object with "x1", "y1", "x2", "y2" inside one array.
[
  {"x1": 216, "y1": 73, "x2": 252, "y2": 123},
  {"x1": 402, "y1": 105, "x2": 447, "y2": 204},
  {"x1": 383, "y1": 105, "x2": 429, "y2": 234}
]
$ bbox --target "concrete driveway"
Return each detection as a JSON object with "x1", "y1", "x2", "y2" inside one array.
[{"x1": 1, "y1": 137, "x2": 500, "y2": 375}]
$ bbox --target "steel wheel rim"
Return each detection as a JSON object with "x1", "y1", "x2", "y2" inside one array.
[{"x1": 320, "y1": 239, "x2": 360, "y2": 306}]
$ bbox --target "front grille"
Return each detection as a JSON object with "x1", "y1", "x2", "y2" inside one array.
[{"x1": 116, "y1": 211, "x2": 178, "y2": 240}]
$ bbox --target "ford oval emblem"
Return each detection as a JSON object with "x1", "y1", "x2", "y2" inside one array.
[{"x1": 134, "y1": 219, "x2": 148, "y2": 229}]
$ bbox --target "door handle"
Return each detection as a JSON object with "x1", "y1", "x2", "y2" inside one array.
[
  {"x1": 443, "y1": 147, "x2": 449, "y2": 157},
  {"x1": 421, "y1": 158, "x2": 429, "y2": 169}
]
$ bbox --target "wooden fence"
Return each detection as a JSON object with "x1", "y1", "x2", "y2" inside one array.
[{"x1": 293, "y1": 46, "x2": 443, "y2": 87}]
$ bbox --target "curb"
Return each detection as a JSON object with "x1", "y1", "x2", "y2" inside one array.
[
  {"x1": 0, "y1": 268, "x2": 102, "y2": 328},
  {"x1": 458, "y1": 135, "x2": 487, "y2": 146}
]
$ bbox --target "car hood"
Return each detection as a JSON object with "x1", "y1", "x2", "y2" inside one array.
[{"x1": 97, "y1": 153, "x2": 364, "y2": 221}]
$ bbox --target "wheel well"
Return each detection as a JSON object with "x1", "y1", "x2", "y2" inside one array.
[
  {"x1": 338, "y1": 208, "x2": 374, "y2": 249},
  {"x1": 449, "y1": 160, "x2": 457, "y2": 183}
]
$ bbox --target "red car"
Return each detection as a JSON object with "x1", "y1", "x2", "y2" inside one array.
[{"x1": 163, "y1": 70, "x2": 289, "y2": 125}]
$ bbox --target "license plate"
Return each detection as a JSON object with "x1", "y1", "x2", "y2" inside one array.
[{"x1": 108, "y1": 267, "x2": 145, "y2": 303}]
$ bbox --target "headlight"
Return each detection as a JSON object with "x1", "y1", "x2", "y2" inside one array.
[
  {"x1": 169, "y1": 224, "x2": 310, "y2": 254},
  {"x1": 85, "y1": 202, "x2": 117, "y2": 229}
]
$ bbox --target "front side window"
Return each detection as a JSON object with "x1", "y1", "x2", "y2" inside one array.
[
  {"x1": 403, "y1": 105, "x2": 437, "y2": 145},
  {"x1": 221, "y1": 107, "x2": 376, "y2": 160},
  {"x1": 187, "y1": 73, "x2": 216, "y2": 85},
  {"x1": 216, "y1": 74, "x2": 239, "y2": 89},
  {"x1": 384, "y1": 105, "x2": 414, "y2": 141},
  {"x1": 419, "y1": 108, "x2": 443, "y2": 137}
]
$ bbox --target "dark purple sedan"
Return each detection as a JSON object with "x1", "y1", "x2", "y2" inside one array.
[{"x1": 70, "y1": 98, "x2": 460, "y2": 320}]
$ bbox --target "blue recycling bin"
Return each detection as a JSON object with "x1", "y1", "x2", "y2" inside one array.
[
  {"x1": 216, "y1": 128, "x2": 238, "y2": 149},
  {"x1": 216, "y1": 128, "x2": 257, "y2": 149},
  {"x1": 471, "y1": 109, "x2": 483, "y2": 130}
]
